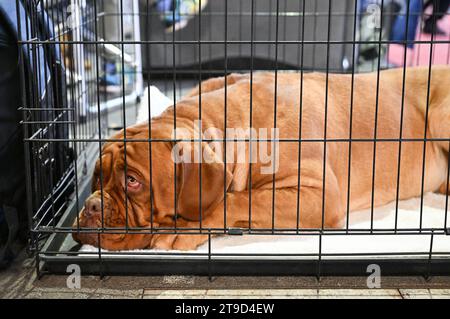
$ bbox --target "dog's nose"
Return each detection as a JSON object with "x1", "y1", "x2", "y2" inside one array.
[{"x1": 84, "y1": 197, "x2": 102, "y2": 217}]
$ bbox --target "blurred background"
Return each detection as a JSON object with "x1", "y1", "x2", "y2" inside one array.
[{"x1": 1, "y1": 0, "x2": 449, "y2": 272}]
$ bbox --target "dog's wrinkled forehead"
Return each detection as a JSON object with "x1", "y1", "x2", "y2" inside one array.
[
  {"x1": 92, "y1": 141, "x2": 128, "y2": 190},
  {"x1": 91, "y1": 124, "x2": 177, "y2": 193},
  {"x1": 93, "y1": 139, "x2": 154, "y2": 186}
]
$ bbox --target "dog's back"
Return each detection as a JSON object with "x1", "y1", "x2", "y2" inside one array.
[{"x1": 161, "y1": 67, "x2": 450, "y2": 211}]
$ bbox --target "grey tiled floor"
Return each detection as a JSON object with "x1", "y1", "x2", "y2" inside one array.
[
  {"x1": 1, "y1": 251, "x2": 450, "y2": 299},
  {"x1": 142, "y1": 288, "x2": 450, "y2": 299}
]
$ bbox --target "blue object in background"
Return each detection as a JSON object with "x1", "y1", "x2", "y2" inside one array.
[
  {"x1": 105, "y1": 61, "x2": 120, "y2": 85},
  {"x1": 156, "y1": 0, "x2": 176, "y2": 23},
  {"x1": 156, "y1": 0, "x2": 207, "y2": 27},
  {"x1": 390, "y1": 0, "x2": 423, "y2": 48},
  {"x1": 156, "y1": 0, "x2": 182, "y2": 24}
]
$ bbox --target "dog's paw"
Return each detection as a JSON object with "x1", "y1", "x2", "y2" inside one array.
[
  {"x1": 150, "y1": 233, "x2": 208, "y2": 251},
  {"x1": 172, "y1": 234, "x2": 208, "y2": 251},
  {"x1": 150, "y1": 234, "x2": 178, "y2": 250}
]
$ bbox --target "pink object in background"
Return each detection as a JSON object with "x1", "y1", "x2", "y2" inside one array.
[{"x1": 388, "y1": 12, "x2": 450, "y2": 66}]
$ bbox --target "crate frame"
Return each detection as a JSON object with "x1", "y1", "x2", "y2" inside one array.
[{"x1": 17, "y1": 0, "x2": 450, "y2": 278}]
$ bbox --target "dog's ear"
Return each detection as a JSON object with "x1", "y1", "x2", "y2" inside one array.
[{"x1": 177, "y1": 142, "x2": 233, "y2": 221}]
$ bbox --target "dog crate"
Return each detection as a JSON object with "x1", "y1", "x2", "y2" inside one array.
[{"x1": 18, "y1": 0, "x2": 450, "y2": 278}]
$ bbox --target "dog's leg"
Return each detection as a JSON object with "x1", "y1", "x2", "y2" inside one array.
[
  {"x1": 429, "y1": 95, "x2": 450, "y2": 195},
  {"x1": 151, "y1": 175, "x2": 344, "y2": 250},
  {"x1": 429, "y1": 96, "x2": 450, "y2": 154},
  {"x1": 438, "y1": 182, "x2": 450, "y2": 195}
]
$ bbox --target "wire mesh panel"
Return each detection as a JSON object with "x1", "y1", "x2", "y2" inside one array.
[{"x1": 18, "y1": 0, "x2": 450, "y2": 277}]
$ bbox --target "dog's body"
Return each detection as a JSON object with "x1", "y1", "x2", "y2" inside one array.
[{"x1": 74, "y1": 66, "x2": 450, "y2": 250}]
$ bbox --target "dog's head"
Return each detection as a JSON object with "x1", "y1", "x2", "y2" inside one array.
[{"x1": 72, "y1": 121, "x2": 232, "y2": 250}]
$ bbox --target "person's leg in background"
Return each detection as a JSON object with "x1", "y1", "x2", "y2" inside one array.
[
  {"x1": 391, "y1": 0, "x2": 423, "y2": 49},
  {"x1": 387, "y1": 0, "x2": 425, "y2": 67},
  {"x1": 423, "y1": 0, "x2": 450, "y2": 35}
]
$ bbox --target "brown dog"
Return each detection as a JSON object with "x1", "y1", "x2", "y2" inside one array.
[{"x1": 73, "y1": 66, "x2": 450, "y2": 250}]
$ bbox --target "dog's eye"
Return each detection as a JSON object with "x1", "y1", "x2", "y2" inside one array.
[{"x1": 126, "y1": 175, "x2": 140, "y2": 189}]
